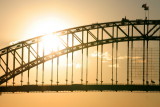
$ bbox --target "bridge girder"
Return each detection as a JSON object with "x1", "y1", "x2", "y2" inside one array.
[{"x1": 0, "y1": 19, "x2": 160, "y2": 90}]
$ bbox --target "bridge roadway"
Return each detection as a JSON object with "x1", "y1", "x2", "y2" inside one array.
[{"x1": 0, "y1": 84, "x2": 160, "y2": 92}]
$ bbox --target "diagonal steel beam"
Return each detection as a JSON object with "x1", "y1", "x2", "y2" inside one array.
[
  {"x1": 132, "y1": 24, "x2": 144, "y2": 36},
  {"x1": 23, "y1": 44, "x2": 38, "y2": 59},
  {"x1": 0, "y1": 64, "x2": 6, "y2": 73},
  {"x1": 57, "y1": 36, "x2": 67, "y2": 48},
  {"x1": 29, "y1": 45, "x2": 40, "y2": 58},
  {"x1": 102, "y1": 28, "x2": 113, "y2": 38},
  {"x1": 68, "y1": 30, "x2": 83, "y2": 44},
  {"x1": 0, "y1": 56, "x2": 11, "y2": 72},
  {"x1": 88, "y1": 30, "x2": 97, "y2": 40},
  {"x1": 147, "y1": 24, "x2": 158, "y2": 35},
  {"x1": 150, "y1": 25, "x2": 160, "y2": 37},
  {"x1": 117, "y1": 26, "x2": 128, "y2": 37},
  {"x1": 10, "y1": 51, "x2": 24, "y2": 66},
  {"x1": 9, "y1": 48, "x2": 26, "y2": 65},
  {"x1": 72, "y1": 33, "x2": 82, "y2": 44}
]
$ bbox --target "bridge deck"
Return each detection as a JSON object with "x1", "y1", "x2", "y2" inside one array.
[{"x1": 0, "y1": 85, "x2": 160, "y2": 92}]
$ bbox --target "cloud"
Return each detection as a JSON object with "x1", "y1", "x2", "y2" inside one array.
[
  {"x1": 90, "y1": 51, "x2": 101, "y2": 57},
  {"x1": 91, "y1": 51, "x2": 142, "y2": 61},
  {"x1": 91, "y1": 51, "x2": 112, "y2": 61},
  {"x1": 117, "y1": 56, "x2": 142, "y2": 60},
  {"x1": 117, "y1": 56, "x2": 127, "y2": 60}
]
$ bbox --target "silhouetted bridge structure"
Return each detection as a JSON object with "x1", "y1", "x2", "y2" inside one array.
[
  {"x1": 0, "y1": 19, "x2": 160, "y2": 93},
  {"x1": 0, "y1": 85, "x2": 160, "y2": 92}
]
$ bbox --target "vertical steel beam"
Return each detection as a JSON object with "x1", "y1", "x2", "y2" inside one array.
[
  {"x1": 13, "y1": 50, "x2": 16, "y2": 86},
  {"x1": 96, "y1": 28, "x2": 99, "y2": 85},
  {"x1": 21, "y1": 44, "x2": 24, "y2": 86},
  {"x1": 143, "y1": 21, "x2": 146, "y2": 85},
  {"x1": 71, "y1": 34, "x2": 74, "y2": 85},
  {"x1": 81, "y1": 30, "x2": 84, "y2": 84},
  {"x1": 66, "y1": 33, "x2": 69, "y2": 85},
  {"x1": 127, "y1": 24, "x2": 130, "y2": 85},
  {"x1": 42, "y1": 45, "x2": 45, "y2": 86},
  {"x1": 101, "y1": 28, "x2": 103, "y2": 85},
  {"x1": 28, "y1": 45, "x2": 30, "y2": 85},
  {"x1": 116, "y1": 26, "x2": 118, "y2": 85},
  {"x1": 51, "y1": 49, "x2": 54, "y2": 86},
  {"x1": 131, "y1": 25, "x2": 134, "y2": 85},
  {"x1": 27, "y1": 46, "x2": 30, "y2": 85},
  {"x1": 146, "y1": 21, "x2": 149, "y2": 85},
  {"x1": 112, "y1": 25, "x2": 114, "y2": 85},
  {"x1": 6, "y1": 48, "x2": 9, "y2": 87},
  {"x1": 57, "y1": 47, "x2": 59, "y2": 86},
  {"x1": 143, "y1": 40, "x2": 145, "y2": 85},
  {"x1": 86, "y1": 31, "x2": 89, "y2": 85},
  {"x1": 36, "y1": 40, "x2": 39, "y2": 85}
]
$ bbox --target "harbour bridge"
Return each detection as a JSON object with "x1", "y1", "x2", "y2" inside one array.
[{"x1": 0, "y1": 19, "x2": 160, "y2": 93}]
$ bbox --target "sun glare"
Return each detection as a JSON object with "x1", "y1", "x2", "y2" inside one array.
[
  {"x1": 23, "y1": 15, "x2": 71, "y2": 54},
  {"x1": 25, "y1": 15, "x2": 69, "y2": 39},
  {"x1": 41, "y1": 34, "x2": 60, "y2": 54}
]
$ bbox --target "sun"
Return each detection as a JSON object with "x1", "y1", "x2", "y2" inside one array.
[
  {"x1": 24, "y1": 15, "x2": 70, "y2": 54},
  {"x1": 40, "y1": 34, "x2": 61, "y2": 54}
]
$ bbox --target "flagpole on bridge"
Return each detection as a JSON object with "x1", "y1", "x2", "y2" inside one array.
[{"x1": 142, "y1": 3, "x2": 149, "y2": 20}]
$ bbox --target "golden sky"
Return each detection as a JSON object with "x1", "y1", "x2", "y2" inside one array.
[{"x1": 0, "y1": 0, "x2": 160, "y2": 107}]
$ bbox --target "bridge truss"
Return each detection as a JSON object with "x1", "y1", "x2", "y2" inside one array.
[{"x1": 0, "y1": 19, "x2": 160, "y2": 92}]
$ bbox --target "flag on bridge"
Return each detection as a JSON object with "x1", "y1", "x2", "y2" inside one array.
[{"x1": 142, "y1": 4, "x2": 149, "y2": 10}]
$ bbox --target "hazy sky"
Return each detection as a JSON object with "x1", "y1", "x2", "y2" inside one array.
[
  {"x1": 0, "y1": 0, "x2": 160, "y2": 107},
  {"x1": 1, "y1": 0, "x2": 160, "y2": 47}
]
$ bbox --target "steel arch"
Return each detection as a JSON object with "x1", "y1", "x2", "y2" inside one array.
[
  {"x1": 0, "y1": 19, "x2": 160, "y2": 86},
  {"x1": 0, "y1": 36, "x2": 160, "y2": 85}
]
